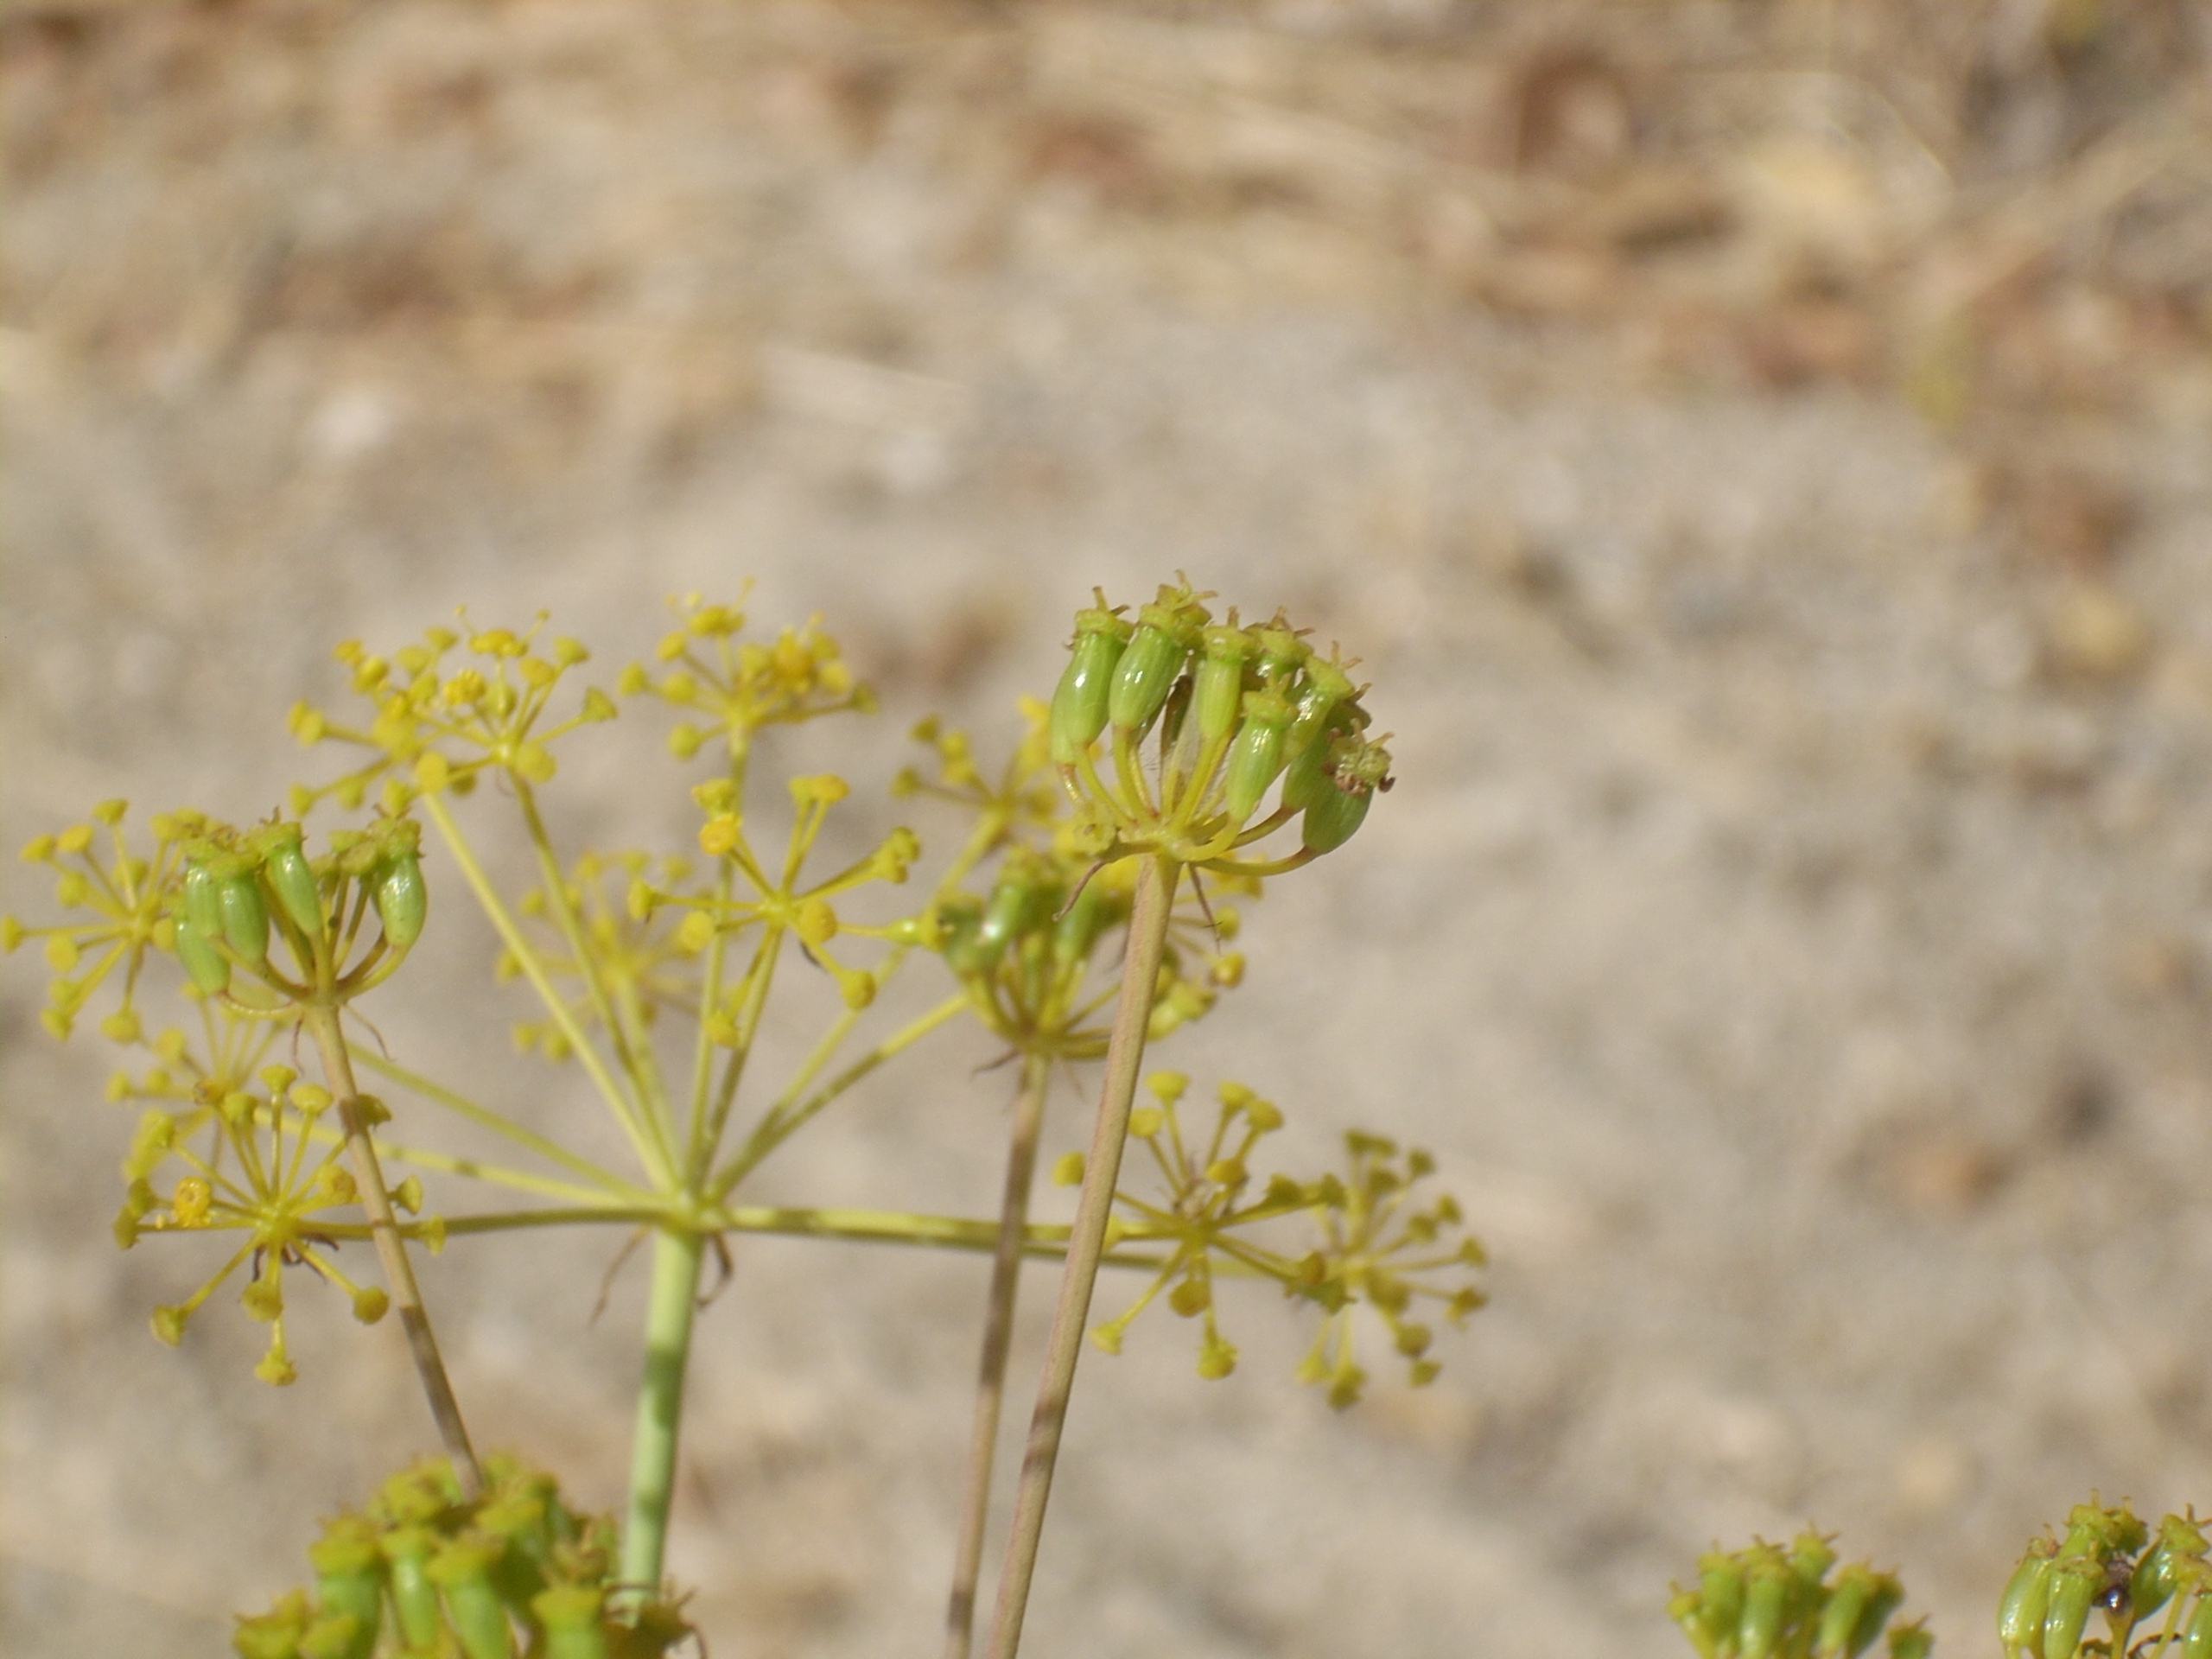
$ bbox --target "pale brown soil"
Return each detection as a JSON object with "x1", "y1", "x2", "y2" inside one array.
[{"x1": 4, "y1": 3, "x2": 2211, "y2": 1656}]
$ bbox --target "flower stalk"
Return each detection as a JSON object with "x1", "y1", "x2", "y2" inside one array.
[
  {"x1": 619, "y1": 1225, "x2": 708, "y2": 1601},
  {"x1": 944, "y1": 1048, "x2": 1055, "y2": 1659},
  {"x1": 985, "y1": 853, "x2": 1178, "y2": 1659},
  {"x1": 303, "y1": 1001, "x2": 483, "y2": 1497}
]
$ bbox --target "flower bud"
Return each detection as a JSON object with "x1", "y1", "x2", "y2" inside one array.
[
  {"x1": 1222, "y1": 690, "x2": 1295, "y2": 825},
  {"x1": 1193, "y1": 623, "x2": 1257, "y2": 744},
  {"x1": 1108, "y1": 594, "x2": 1205, "y2": 735},
  {"x1": 1999, "y1": 1541, "x2": 2057, "y2": 1656},
  {"x1": 251, "y1": 824, "x2": 325, "y2": 941},
  {"x1": 1048, "y1": 604, "x2": 1132, "y2": 765}
]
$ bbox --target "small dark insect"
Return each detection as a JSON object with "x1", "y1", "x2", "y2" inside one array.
[
  {"x1": 251, "y1": 1232, "x2": 340, "y2": 1281},
  {"x1": 2097, "y1": 1554, "x2": 2133, "y2": 1614}
]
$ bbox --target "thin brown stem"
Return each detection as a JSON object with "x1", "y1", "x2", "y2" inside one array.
[
  {"x1": 983, "y1": 855, "x2": 1177, "y2": 1659},
  {"x1": 303, "y1": 1002, "x2": 484, "y2": 1497},
  {"x1": 944, "y1": 1049, "x2": 1054, "y2": 1659}
]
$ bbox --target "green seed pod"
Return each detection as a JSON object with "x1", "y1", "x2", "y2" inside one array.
[
  {"x1": 1052, "y1": 868, "x2": 1112, "y2": 968},
  {"x1": 217, "y1": 866, "x2": 271, "y2": 969},
  {"x1": 233, "y1": 1592, "x2": 311, "y2": 1659},
  {"x1": 1789, "y1": 1532, "x2": 1838, "y2": 1589},
  {"x1": 1222, "y1": 690, "x2": 1295, "y2": 825},
  {"x1": 1848, "y1": 1578, "x2": 1904, "y2": 1658},
  {"x1": 1284, "y1": 653, "x2": 1357, "y2": 760},
  {"x1": 1738, "y1": 1551, "x2": 1795, "y2": 1659},
  {"x1": 979, "y1": 863, "x2": 1046, "y2": 957},
  {"x1": 475, "y1": 1492, "x2": 551, "y2": 1619},
  {"x1": 1108, "y1": 596, "x2": 1205, "y2": 735},
  {"x1": 1672, "y1": 1587, "x2": 1721, "y2": 1659},
  {"x1": 1252, "y1": 616, "x2": 1311, "y2": 684},
  {"x1": 1887, "y1": 1622, "x2": 1933, "y2": 1659},
  {"x1": 1300, "y1": 739, "x2": 1393, "y2": 856},
  {"x1": 531, "y1": 1586, "x2": 610, "y2": 1659},
  {"x1": 429, "y1": 1532, "x2": 517, "y2": 1659},
  {"x1": 1696, "y1": 1551, "x2": 1748, "y2": 1653},
  {"x1": 1049, "y1": 606, "x2": 1133, "y2": 766},
  {"x1": 375, "y1": 850, "x2": 429, "y2": 951},
  {"x1": 296, "y1": 1616, "x2": 366, "y2": 1659},
  {"x1": 1193, "y1": 623, "x2": 1258, "y2": 744},
  {"x1": 232, "y1": 1611, "x2": 307, "y2": 1659},
  {"x1": 1999, "y1": 1543, "x2": 2057, "y2": 1658},
  {"x1": 2183, "y1": 1591, "x2": 2212, "y2": 1659},
  {"x1": 617, "y1": 1601, "x2": 696, "y2": 1659},
  {"x1": 1300, "y1": 772, "x2": 1371, "y2": 855},
  {"x1": 1815, "y1": 1567, "x2": 1877, "y2": 1658},
  {"x1": 2131, "y1": 1543, "x2": 2180, "y2": 1624},
  {"x1": 175, "y1": 917, "x2": 232, "y2": 995},
  {"x1": 2059, "y1": 1503, "x2": 2145, "y2": 1560},
  {"x1": 2042, "y1": 1556, "x2": 2101, "y2": 1659},
  {"x1": 182, "y1": 857, "x2": 224, "y2": 939},
  {"x1": 2133, "y1": 1516, "x2": 2207, "y2": 1624},
  {"x1": 307, "y1": 1516, "x2": 385, "y2": 1659},
  {"x1": 380, "y1": 1525, "x2": 442, "y2": 1649},
  {"x1": 251, "y1": 823, "x2": 325, "y2": 941}
]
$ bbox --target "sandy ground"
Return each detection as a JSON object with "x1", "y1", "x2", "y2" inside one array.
[{"x1": 5, "y1": 3, "x2": 2212, "y2": 1656}]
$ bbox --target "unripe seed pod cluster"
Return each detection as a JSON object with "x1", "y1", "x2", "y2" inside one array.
[
  {"x1": 1994, "y1": 1500, "x2": 2210, "y2": 1659},
  {"x1": 232, "y1": 1455, "x2": 695, "y2": 1659},
  {"x1": 1044, "y1": 582, "x2": 1394, "y2": 861},
  {"x1": 173, "y1": 817, "x2": 431, "y2": 1000},
  {"x1": 1669, "y1": 1532, "x2": 1923, "y2": 1659}
]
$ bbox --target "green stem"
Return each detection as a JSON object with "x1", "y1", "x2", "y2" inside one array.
[
  {"x1": 984, "y1": 855, "x2": 1177, "y2": 1659},
  {"x1": 944, "y1": 1051, "x2": 1054, "y2": 1659},
  {"x1": 619, "y1": 1227, "x2": 706, "y2": 1602},
  {"x1": 303, "y1": 1002, "x2": 484, "y2": 1497},
  {"x1": 418, "y1": 791, "x2": 673, "y2": 1186},
  {"x1": 353, "y1": 1050, "x2": 651, "y2": 1201}
]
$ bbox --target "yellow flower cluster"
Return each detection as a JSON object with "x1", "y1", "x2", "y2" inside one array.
[
  {"x1": 1083, "y1": 1077, "x2": 1485, "y2": 1402},
  {"x1": 121, "y1": 1066, "x2": 404, "y2": 1386},
  {"x1": 288, "y1": 617, "x2": 615, "y2": 813},
  {"x1": 4, "y1": 801, "x2": 203, "y2": 1041},
  {"x1": 619, "y1": 593, "x2": 873, "y2": 761}
]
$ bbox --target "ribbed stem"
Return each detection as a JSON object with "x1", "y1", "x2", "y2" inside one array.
[
  {"x1": 983, "y1": 855, "x2": 1176, "y2": 1659},
  {"x1": 619, "y1": 1227, "x2": 706, "y2": 1599},
  {"x1": 943, "y1": 1050, "x2": 1054, "y2": 1659},
  {"x1": 303, "y1": 1003, "x2": 483, "y2": 1496}
]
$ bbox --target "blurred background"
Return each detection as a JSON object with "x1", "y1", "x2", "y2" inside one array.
[{"x1": 4, "y1": 0, "x2": 2212, "y2": 1654}]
